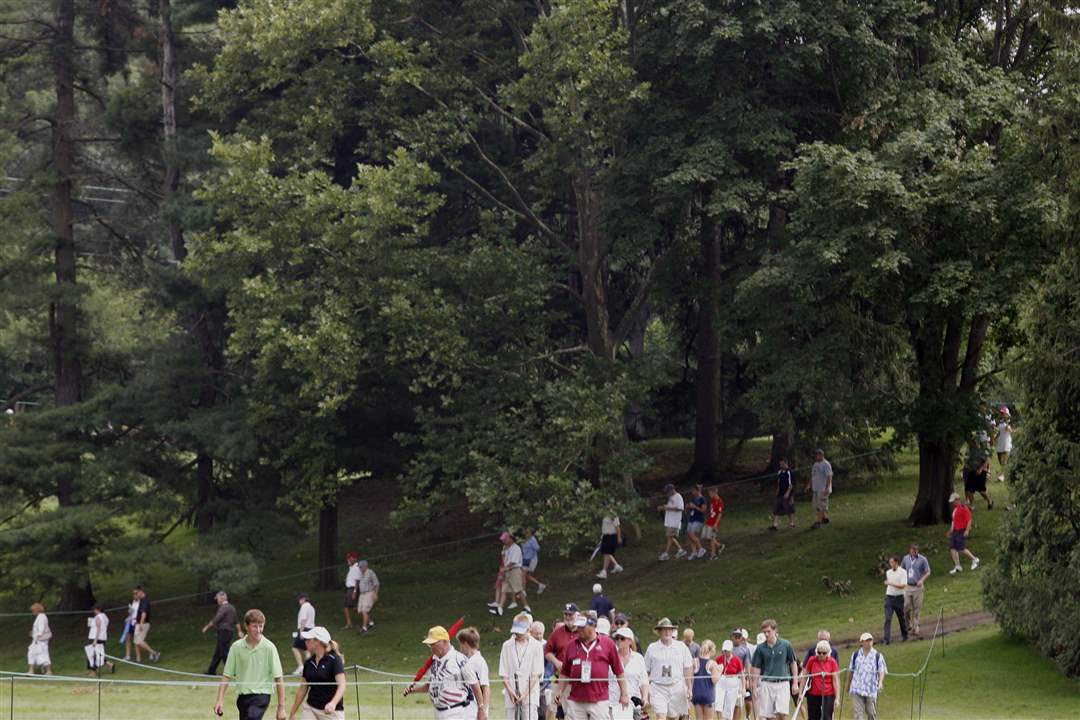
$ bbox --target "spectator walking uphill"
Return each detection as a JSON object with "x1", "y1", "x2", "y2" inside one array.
[
  {"x1": 204, "y1": 591, "x2": 242, "y2": 675},
  {"x1": 947, "y1": 494, "x2": 980, "y2": 574},
  {"x1": 597, "y1": 514, "x2": 623, "y2": 578},
  {"x1": 342, "y1": 553, "x2": 361, "y2": 630},
  {"x1": 900, "y1": 544, "x2": 930, "y2": 637},
  {"x1": 354, "y1": 560, "x2": 380, "y2": 633},
  {"x1": 521, "y1": 529, "x2": 548, "y2": 595},
  {"x1": 658, "y1": 484, "x2": 688, "y2": 560},
  {"x1": 807, "y1": 450, "x2": 833, "y2": 529},
  {"x1": 133, "y1": 585, "x2": 160, "y2": 662},
  {"x1": 645, "y1": 617, "x2": 694, "y2": 720},
  {"x1": 749, "y1": 618, "x2": 797, "y2": 720},
  {"x1": 714, "y1": 640, "x2": 744, "y2": 720},
  {"x1": 293, "y1": 593, "x2": 317, "y2": 674},
  {"x1": 703, "y1": 487, "x2": 726, "y2": 559},
  {"x1": 556, "y1": 615, "x2": 628, "y2": 720},
  {"x1": 691, "y1": 639, "x2": 718, "y2": 720},
  {"x1": 882, "y1": 557, "x2": 908, "y2": 644},
  {"x1": 500, "y1": 613, "x2": 545, "y2": 720},
  {"x1": 122, "y1": 589, "x2": 139, "y2": 660},
  {"x1": 457, "y1": 627, "x2": 491, "y2": 720},
  {"x1": 489, "y1": 532, "x2": 530, "y2": 616},
  {"x1": 770, "y1": 461, "x2": 796, "y2": 531},
  {"x1": 994, "y1": 406, "x2": 1013, "y2": 482},
  {"x1": 85, "y1": 604, "x2": 115, "y2": 675},
  {"x1": 405, "y1": 625, "x2": 487, "y2": 720},
  {"x1": 802, "y1": 641, "x2": 839, "y2": 720},
  {"x1": 685, "y1": 485, "x2": 708, "y2": 559},
  {"x1": 27, "y1": 603, "x2": 52, "y2": 675},
  {"x1": 590, "y1": 584, "x2": 615, "y2": 621},
  {"x1": 845, "y1": 633, "x2": 886, "y2": 720},
  {"x1": 287, "y1": 627, "x2": 346, "y2": 720},
  {"x1": 962, "y1": 437, "x2": 994, "y2": 510},
  {"x1": 214, "y1": 609, "x2": 286, "y2": 720}
]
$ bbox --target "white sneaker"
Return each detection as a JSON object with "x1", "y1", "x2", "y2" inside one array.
[
  {"x1": 508, "y1": 602, "x2": 518, "y2": 609},
  {"x1": 612, "y1": 564, "x2": 624, "y2": 574},
  {"x1": 596, "y1": 570, "x2": 607, "y2": 579},
  {"x1": 696, "y1": 548, "x2": 707, "y2": 558},
  {"x1": 971, "y1": 558, "x2": 980, "y2": 570},
  {"x1": 949, "y1": 566, "x2": 962, "y2": 575},
  {"x1": 686, "y1": 552, "x2": 697, "y2": 561},
  {"x1": 675, "y1": 549, "x2": 688, "y2": 559},
  {"x1": 997, "y1": 475, "x2": 1005, "y2": 482},
  {"x1": 536, "y1": 583, "x2": 547, "y2": 594},
  {"x1": 292, "y1": 667, "x2": 303, "y2": 676},
  {"x1": 659, "y1": 552, "x2": 670, "y2": 561}
]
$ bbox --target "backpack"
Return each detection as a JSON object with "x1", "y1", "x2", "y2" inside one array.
[{"x1": 849, "y1": 650, "x2": 881, "y2": 675}]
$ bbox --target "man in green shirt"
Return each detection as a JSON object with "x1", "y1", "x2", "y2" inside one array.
[
  {"x1": 214, "y1": 609, "x2": 286, "y2": 720},
  {"x1": 750, "y1": 619, "x2": 798, "y2": 720}
]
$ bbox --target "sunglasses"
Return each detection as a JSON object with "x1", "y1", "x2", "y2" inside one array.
[
  {"x1": 817, "y1": 652, "x2": 828, "y2": 656},
  {"x1": 617, "y1": 637, "x2": 631, "y2": 641}
]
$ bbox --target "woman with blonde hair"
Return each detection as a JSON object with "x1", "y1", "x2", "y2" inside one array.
[
  {"x1": 288, "y1": 627, "x2": 346, "y2": 720},
  {"x1": 691, "y1": 640, "x2": 718, "y2": 720},
  {"x1": 27, "y1": 603, "x2": 52, "y2": 675}
]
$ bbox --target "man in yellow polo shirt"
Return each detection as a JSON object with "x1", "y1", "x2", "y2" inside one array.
[{"x1": 214, "y1": 609, "x2": 286, "y2": 720}]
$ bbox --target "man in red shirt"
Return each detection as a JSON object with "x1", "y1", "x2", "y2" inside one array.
[
  {"x1": 802, "y1": 640, "x2": 839, "y2": 720},
  {"x1": 702, "y1": 487, "x2": 726, "y2": 560},
  {"x1": 558, "y1": 616, "x2": 627, "y2": 720},
  {"x1": 946, "y1": 493, "x2": 980, "y2": 575},
  {"x1": 544, "y1": 603, "x2": 580, "y2": 673}
]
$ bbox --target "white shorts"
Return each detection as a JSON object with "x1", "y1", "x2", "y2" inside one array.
[
  {"x1": 758, "y1": 681, "x2": 791, "y2": 718},
  {"x1": 503, "y1": 702, "x2": 540, "y2": 720},
  {"x1": 27, "y1": 642, "x2": 50, "y2": 667},
  {"x1": 564, "y1": 699, "x2": 608, "y2": 720},
  {"x1": 652, "y1": 683, "x2": 689, "y2": 719},
  {"x1": 714, "y1": 677, "x2": 740, "y2": 720},
  {"x1": 525, "y1": 557, "x2": 538, "y2": 573}
]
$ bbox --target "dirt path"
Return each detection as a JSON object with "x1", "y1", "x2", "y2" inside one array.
[{"x1": 830, "y1": 609, "x2": 995, "y2": 650}]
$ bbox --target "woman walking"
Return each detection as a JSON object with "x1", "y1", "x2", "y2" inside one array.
[
  {"x1": 288, "y1": 627, "x2": 347, "y2": 720},
  {"x1": 611, "y1": 627, "x2": 649, "y2": 720},
  {"x1": 691, "y1": 640, "x2": 718, "y2": 720}
]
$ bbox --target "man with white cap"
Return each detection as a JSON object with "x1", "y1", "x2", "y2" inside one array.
[
  {"x1": 845, "y1": 633, "x2": 886, "y2": 720},
  {"x1": 590, "y1": 584, "x2": 614, "y2": 621},
  {"x1": 714, "y1": 639, "x2": 744, "y2": 720},
  {"x1": 500, "y1": 613, "x2": 545, "y2": 720},
  {"x1": 557, "y1": 615, "x2": 627, "y2": 720},
  {"x1": 406, "y1": 626, "x2": 487, "y2": 720},
  {"x1": 490, "y1": 533, "x2": 530, "y2": 617},
  {"x1": 644, "y1": 618, "x2": 693, "y2": 720}
]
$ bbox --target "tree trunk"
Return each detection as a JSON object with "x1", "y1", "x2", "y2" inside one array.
[
  {"x1": 159, "y1": 0, "x2": 184, "y2": 263},
  {"x1": 623, "y1": 304, "x2": 649, "y2": 440},
  {"x1": 689, "y1": 220, "x2": 720, "y2": 483},
  {"x1": 51, "y1": 0, "x2": 93, "y2": 611},
  {"x1": 317, "y1": 502, "x2": 339, "y2": 590},
  {"x1": 574, "y1": 175, "x2": 612, "y2": 359},
  {"x1": 908, "y1": 434, "x2": 956, "y2": 525}
]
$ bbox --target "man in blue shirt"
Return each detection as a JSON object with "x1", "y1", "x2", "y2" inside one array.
[
  {"x1": 899, "y1": 544, "x2": 931, "y2": 637},
  {"x1": 590, "y1": 583, "x2": 615, "y2": 620},
  {"x1": 520, "y1": 528, "x2": 547, "y2": 596}
]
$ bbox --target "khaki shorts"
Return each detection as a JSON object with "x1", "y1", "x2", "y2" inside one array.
[
  {"x1": 812, "y1": 492, "x2": 830, "y2": 513},
  {"x1": 664, "y1": 526, "x2": 680, "y2": 538},
  {"x1": 301, "y1": 703, "x2": 345, "y2": 720},
  {"x1": 502, "y1": 567, "x2": 525, "y2": 595},
  {"x1": 357, "y1": 591, "x2": 377, "y2": 613},
  {"x1": 564, "y1": 699, "x2": 608, "y2": 720},
  {"x1": 134, "y1": 622, "x2": 151, "y2": 645},
  {"x1": 758, "y1": 681, "x2": 791, "y2": 718},
  {"x1": 701, "y1": 525, "x2": 717, "y2": 540}
]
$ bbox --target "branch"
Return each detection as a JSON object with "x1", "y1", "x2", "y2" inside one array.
[
  {"x1": 0, "y1": 495, "x2": 49, "y2": 527},
  {"x1": 2, "y1": 383, "x2": 53, "y2": 411},
  {"x1": 612, "y1": 251, "x2": 665, "y2": 347}
]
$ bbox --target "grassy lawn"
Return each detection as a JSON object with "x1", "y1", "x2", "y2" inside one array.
[{"x1": 0, "y1": 441, "x2": 1074, "y2": 718}]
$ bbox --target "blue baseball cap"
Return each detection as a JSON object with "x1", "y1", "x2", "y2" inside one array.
[{"x1": 564, "y1": 603, "x2": 579, "y2": 613}]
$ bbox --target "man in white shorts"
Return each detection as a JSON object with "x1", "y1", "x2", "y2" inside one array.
[
  {"x1": 656, "y1": 486, "x2": 687, "y2": 561},
  {"x1": 27, "y1": 603, "x2": 52, "y2": 675},
  {"x1": 644, "y1": 618, "x2": 693, "y2": 719},
  {"x1": 749, "y1": 619, "x2": 797, "y2": 720}
]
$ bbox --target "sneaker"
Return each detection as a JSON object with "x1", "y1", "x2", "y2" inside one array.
[
  {"x1": 537, "y1": 583, "x2": 547, "y2": 594},
  {"x1": 987, "y1": 500, "x2": 994, "y2": 510},
  {"x1": 658, "y1": 552, "x2": 670, "y2": 561},
  {"x1": 612, "y1": 564, "x2": 624, "y2": 574},
  {"x1": 696, "y1": 548, "x2": 707, "y2": 558},
  {"x1": 717, "y1": 543, "x2": 726, "y2": 555},
  {"x1": 971, "y1": 557, "x2": 980, "y2": 570},
  {"x1": 767, "y1": 526, "x2": 778, "y2": 532},
  {"x1": 358, "y1": 626, "x2": 368, "y2": 634},
  {"x1": 292, "y1": 667, "x2": 303, "y2": 676},
  {"x1": 487, "y1": 603, "x2": 500, "y2": 615},
  {"x1": 524, "y1": 606, "x2": 532, "y2": 614},
  {"x1": 508, "y1": 602, "x2": 519, "y2": 610},
  {"x1": 997, "y1": 474, "x2": 1005, "y2": 483},
  {"x1": 949, "y1": 566, "x2": 962, "y2": 575},
  {"x1": 150, "y1": 652, "x2": 160, "y2": 662},
  {"x1": 122, "y1": 656, "x2": 130, "y2": 661},
  {"x1": 811, "y1": 522, "x2": 821, "y2": 530},
  {"x1": 822, "y1": 517, "x2": 830, "y2": 525},
  {"x1": 596, "y1": 570, "x2": 607, "y2": 579},
  {"x1": 686, "y1": 553, "x2": 697, "y2": 561},
  {"x1": 675, "y1": 549, "x2": 688, "y2": 559},
  {"x1": 368, "y1": 621, "x2": 375, "y2": 628}
]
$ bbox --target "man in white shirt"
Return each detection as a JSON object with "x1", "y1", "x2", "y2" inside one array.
[
  {"x1": 406, "y1": 626, "x2": 487, "y2": 720},
  {"x1": 882, "y1": 556, "x2": 908, "y2": 644},
  {"x1": 457, "y1": 627, "x2": 490, "y2": 720},
  {"x1": 500, "y1": 613, "x2": 545, "y2": 720},
  {"x1": 656, "y1": 485, "x2": 687, "y2": 561},
  {"x1": 644, "y1": 618, "x2": 693, "y2": 720},
  {"x1": 807, "y1": 449, "x2": 833, "y2": 529},
  {"x1": 343, "y1": 553, "x2": 361, "y2": 630},
  {"x1": 27, "y1": 603, "x2": 52, "y2": 675},
  {"x1": 292, "y1": 592, "x2": 316, "y2": 674},
  {"x1": 597, "y1": 515, "x2": 623, "y2": 578},
  {"x1": 489, "y1": 533, "x2": 530, "y2": 617}
]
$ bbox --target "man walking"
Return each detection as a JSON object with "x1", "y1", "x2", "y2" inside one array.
[
  {"x1": 962, "y1": 438, "x2": 994, "y2": 510},
  {"x1": 657, "y1": 484, "x2": 687, "y2": 560},
  {"x1": 947, "y1": 493, "x2": 980, "y2": 574},
  {"x1": 995, "y1": 406, "x2": 1013, "y2": 482},
  {"x1": 770, "y1": 461, "x2": 795, "y2": 531},
  {"x1": 845, "y1": 634, "x2": 886, "y2": 720},
  {"x1": 749, "y1": 619, "x2": 797, "y2": 720},
  {"x1": 590, "y1": 584, "x2": 614, "y2": 621},
  {"x1": 489, "y1": 533, "x2": 529, "y2": 616},
  {"x1": 355, "y1": 560, "x2": 380, "y2": 633},
  {"x1": 807, "y1": 450, "x2": 832, "y2": 529},
  {"x1": 203, "y1": 591, "x2": 242, "y2": 675},
  {"x1": 500, "y1": 613, "x2": 545, "y2": 719},
  {"x1": 544, "y1": 604, "x2": 580, "y2": 674},
  {"x1": 133, "y1": 585, "x2": 160, "y2": 663},
  {"x1": 27, "y1": 603, "x2": 52, "y2": 675},
  {"x1": 292, "y1": 592, "x2": 316, "y2": 674},
  {"x1": 702, "y1": 486, "x2": 726, "y2": 559},
  {"x1": 899, "y1": 544, "x2": 930, "y2": 637},
  {"x1": 644, "y1": 618, "x2": 693, "y2": 720},
  {"x1": 343, "y1": 553, "x2": 361, "y2": 630},
  {"x1": 521, "y1": 529, "x2": 548, "y2": 595},
  {"x1": 685, "y1": 484, "x2": 707, "y2": 559},
  {"x1": 597, "y1": 514, "x2": 623, "y2": 579},
  {"x1": 557, "y1": 616, "x2": 628, "y2": 720},
  {"x1": 882, "y1": 557, "x2": 908, "y2": 644},
  {"x1": 214, "y1": 609, "x2": 287, "y2": 720},
  {"x1": 405, "y1": 625, "x2": 487, "y2": 720}
]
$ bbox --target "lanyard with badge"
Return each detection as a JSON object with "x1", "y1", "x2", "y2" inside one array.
[{"x1": 576, "y1": 639, "x2": 597, "y2": 682}]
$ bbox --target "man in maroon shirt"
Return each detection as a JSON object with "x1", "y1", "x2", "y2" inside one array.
[
  {"x1": 558, "y1": 616, "x2": 628, "y2": 720},
  {"x1": 545, "y1": 603, "x2": 580, "y2": 673},
  {"x1": 946, "y1": 493, "x2": 980, "y2": 575}
]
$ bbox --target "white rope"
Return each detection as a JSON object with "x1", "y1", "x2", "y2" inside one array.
[{"x1": 105, "y1": 655, "x2": 218, "y2": 678}]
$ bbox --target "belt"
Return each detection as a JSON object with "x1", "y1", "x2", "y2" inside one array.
[{"x1": 434, "y1": 700, "x2": 471, "y2": 711}]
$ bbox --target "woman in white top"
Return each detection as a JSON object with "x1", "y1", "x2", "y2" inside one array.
[
  {"x1": 86, "y1": 604, "x2": 115, "y2": 675},
  {"x1": 27, "y1": 603, "x2": 52, "y2": 675},
  {"x1": 123, "y1": 589, "x2": 139, "y2": 660},
  {"x1": 995, "y1": 407, "x2": 1013, "y2": 482},
  {"x1": 611, "y1": 627, "x2": 649, "y2": 720}
]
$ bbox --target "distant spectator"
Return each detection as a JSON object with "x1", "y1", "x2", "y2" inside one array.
[
  {"x1": 133, "y1": 585, "x2": 160, "y2": 663},
  {"x1": 544, "y1": 604, "x2": 580, "y2": 673},
  {"x1": 800, "y1": 631, "x2": 837, "y2": 668},
  {"x1": 749, "y1": 619, "x2": 797, "y2": 720},
  {"x1": 994, "y1": 406, "x2": 1013, "y2": 482},
  {"x1": 214, "y1": 608, "x2": 286, "y2": 720},
  {"x1": 962, "y1": 437, "x2": 994, "y2": 509},
  {"x1": 355, "y1": 560, "x2": 380, "y2": 633},
  {"x1": 657, "y1": 484, "x2": 688, "y2": 561},
  {"x1": 900, "y1": 544, "x2": 931, "y2": 637},
  {"x1": 684, "y1": 628, "x2": 701, "y2": 659},
  {"x1": 85, "y1": 604, "x2": 115, "y2": 675},
  {"x1": 489, "y1": 532, "x2": 530, "y2": 617},
  {"x1": 714, "y1": 640, "x2": 744, "y2": 720},
  {"x1": 597, "y1": 515, "x2": 624, "y2": 579},
  {"x1": 612, "y1": 626, "x2": 650, "y2": 720},
  {"x1": 803, "y1": 641, "x2": 839, "y2": 720},
  {"x1": 644, "y1": 618, "x2": 694, "y2": 720},
  {"x1": 597, "y1": 617, "x2": 612, "y2": 638},
  {"x1": 501, "y1": 613, "x2": 545, "y2": 719},
  {"x1": 590, "y1": 583, "x2": 615, "y2": 620},
  {"x1": 770, "y1": 461, "x2": 796, "y2": 531},
  {"x1": 521, "y1": 529, "x2": 548, "y2": 596},
  {"x1": 122, "y1": 589, "x2": 139, "y2": 661},
  {"x1": 686, "y1": 485, "x2": 708, "y2": 559},
  {"x1": 202, "y1": 591, "x2": 242, "y2": 676},
  {"x1": 457, "y1": 627, "x2": 490, "y2": 720},
  {"x1": 845, "y1": 633, "x2": 886, "y2": 720},
  {"x1": 729, "y1": 629, "x2": 753, "y2": 720},
  {"x1": 882, "y1": 557, "x2": 908, "y2": 644},
  {"x1": 702, "y1": 487, "x2": 726, "y2": 560},
  {"x1": 530, "y1": 621, "x2": 556, "y2": 720},
  {"x1": 27, "y1": 603, "x2": 52, "y2": 676},
  {"x1": 807, "y1": 450, "x2": 833, "y2": 529},
  {"x1": 691, "y1": 639, "x2": 718, "y2": 720},
  {"x1": 947, "y1": 493, "x2": 980, "y2": 575},
  {"x1": 342, "y1": 553, "x2": 361, "y2": 630},
  {"x1": 292, "y1": 592, "x2": 316, "y2": 675},
  {"x1": 612, "y1": 613, "x2": 639, "y2": 651}
]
